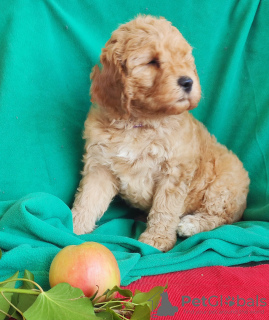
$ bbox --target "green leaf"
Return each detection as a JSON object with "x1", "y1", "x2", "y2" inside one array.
[
  {"x1": 8, "y1": 313, "x2": 23, "y2": 320},
  {"x1": 21, "y1": 271, "x2": 35, "y2": 289},
  {"x1": 130, "y1": 305, "x2": 151, "y2": 320},
  {"x1": 105, "y1": 301, "x2": 122, "y2": 310},
  {"x1": 96, "y1": 311, "x2": 113, "y2": 319},
  {"x1": 104, "y1": 286, "x2": 133, "y2": 300},
  {"x1": 0, "y1": 249, "x2": 2, "y2": 260},
  {"x1": 10, "y1": 270, "x2": 37, "y2": 318},
  {"x1": 105, "y1": 308, "x2": 122, "y2": 320},
  {"x1": 134, "y1": 289, "x2": 141, "y2": 295},
  {"x1": 23, "y1": 283, "x2": 99, "y2": 320},
  {"x1": 0, "y1": 271, "x2": 19, "y2": 320},
  {"x1": 132, "y1": 285, "x2": 166, "y2": 311},
  {"x1": 125, "y1": 301, "x2": 135, "y2": 310},
  {"x1": 90, "y1": 288, "x2": 99, "y2": 301}
]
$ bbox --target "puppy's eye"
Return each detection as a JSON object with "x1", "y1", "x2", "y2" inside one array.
[{"x1": 148, "y1": 59, "x2": 160, "y2": 68}]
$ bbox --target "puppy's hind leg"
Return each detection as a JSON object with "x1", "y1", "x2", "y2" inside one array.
[
  {"x1": 177, "y1": 212, "x2": 228, "y2": 237},
  {"x1": 72, "y1": 164, "x2": 118, "y2": 235},
  {"x1": 178, "y1": 170, "x2": 249, "y2": 237}
]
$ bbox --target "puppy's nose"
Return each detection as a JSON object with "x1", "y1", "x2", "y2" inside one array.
[{"x1": 177, "y1": 76, "x2": 193, "y2": 93}]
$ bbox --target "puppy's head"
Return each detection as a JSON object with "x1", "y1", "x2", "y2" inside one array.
[{"x1": 91, "y1": 15, "x2": 201, "y2": 119}]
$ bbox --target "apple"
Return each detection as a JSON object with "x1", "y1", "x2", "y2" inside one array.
[{"x1": 49, "y1": 242, "x2": 121, "y2": 300}]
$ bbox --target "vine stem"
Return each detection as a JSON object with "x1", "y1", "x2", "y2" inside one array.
[
  {"x1": 0, "y1": 287, "x2": 40, "y2": 295},
  {"x1": 0, "y1": 308, "x2": 11, "y2": 318},
  {"x1": 1, "y1": 292, "x2": 26, "y2": 320},
  {"x1": 94, "y1": 297, "x2": 135, "y2": 307},
  {"x1": 0, "y1": 278, "x2": 43, "y2": 295},
  {"x1": 112, "y1": 309, "x2": 130, "y2": 320}
]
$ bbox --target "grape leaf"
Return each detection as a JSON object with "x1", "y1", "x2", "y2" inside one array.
[
  {"x1": 130, "y1": 305, "x2": 151, "y2": 320},
  {"x1": 134, "y1": 289, "x2": 141, "y2": 295},
  {"x1": 105, "y1": 308, "x2": 122, "y2": 320},
  {"x1": 23, "y1": 283, "x2": 99, "y2": 320},
  {"x1": 0, "y1": 271, "x2": 19, "y2": 320},
  {"x1": 132, "y1": 285, "x2": 166, "y2": 311},
  {"x1": 10, "y1": 270, "x2": 37, "y2": 318},
  {"x1": 20, "y1": 271, "x2": 35, "y2": 289},
  {"x1": 104, "y1": 286, "x2": 133, "y2": 300},
  {"x1": 103, "y1": 301, "x2": 122, "y2": 310},
  {"x1": 124, "y1": 301, "x2": 134, "y2": 310},
  {"x1": 96, "y1": 311, "x2": 113, "y2": 319},
  {"x1": 89, "y1": 287, "x2": 99, "y2": 301},
  {"x1": 8, "y1": 313, "x2": 22, "y2": 320}
]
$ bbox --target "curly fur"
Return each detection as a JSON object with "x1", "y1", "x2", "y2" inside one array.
[{"x1": 72, "y1": 15, "x2": 250, "y2": 252}]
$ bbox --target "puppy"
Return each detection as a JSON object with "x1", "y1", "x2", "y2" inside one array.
[{"x1": 72, "y1": 15, "x2": 249, "y2": 252}]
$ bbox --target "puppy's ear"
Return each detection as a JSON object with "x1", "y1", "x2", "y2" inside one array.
[{"x1": 90, "y1": 39, "x2": 131, "y2": 117}]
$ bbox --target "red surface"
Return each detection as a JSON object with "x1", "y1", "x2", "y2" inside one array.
[{"x1": 122, "y1": 265, "x2": 269, "y2": 319}]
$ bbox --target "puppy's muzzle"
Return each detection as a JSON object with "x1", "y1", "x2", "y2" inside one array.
[{"x1": 177, "y1": 76, "x2": 193, "y2": 93}]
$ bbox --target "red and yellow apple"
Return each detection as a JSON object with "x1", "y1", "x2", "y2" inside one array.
[{"x1": 49, "y1": 242, "x2": 121, "y2": 300}]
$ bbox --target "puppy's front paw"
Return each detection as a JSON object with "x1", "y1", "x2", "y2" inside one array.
[
  {"x1": 139, "y1": 230, "x2": 176, "y2": 252},
  {"x1": 72, "y1": 208, "x2": 96, "y2": 235},
  {"x1": 73, "y1": 222, "x2": 95, "y2": 235},
  {"x1": 177, "y1": 215, "x2": 200, "y2": 237}
]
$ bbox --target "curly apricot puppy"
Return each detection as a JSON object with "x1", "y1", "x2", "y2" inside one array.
[{"x1": 72, "y1": 15, "x2": 250, "y2": 252}]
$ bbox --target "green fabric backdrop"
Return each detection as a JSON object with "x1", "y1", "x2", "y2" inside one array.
[{"x1": 0, "y1": 0, "x2": 268, "y2": 289}]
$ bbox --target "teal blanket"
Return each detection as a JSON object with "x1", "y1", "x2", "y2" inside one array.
[{"x1": 1, "y1": 0, "x2": 269, "y2": 289}]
